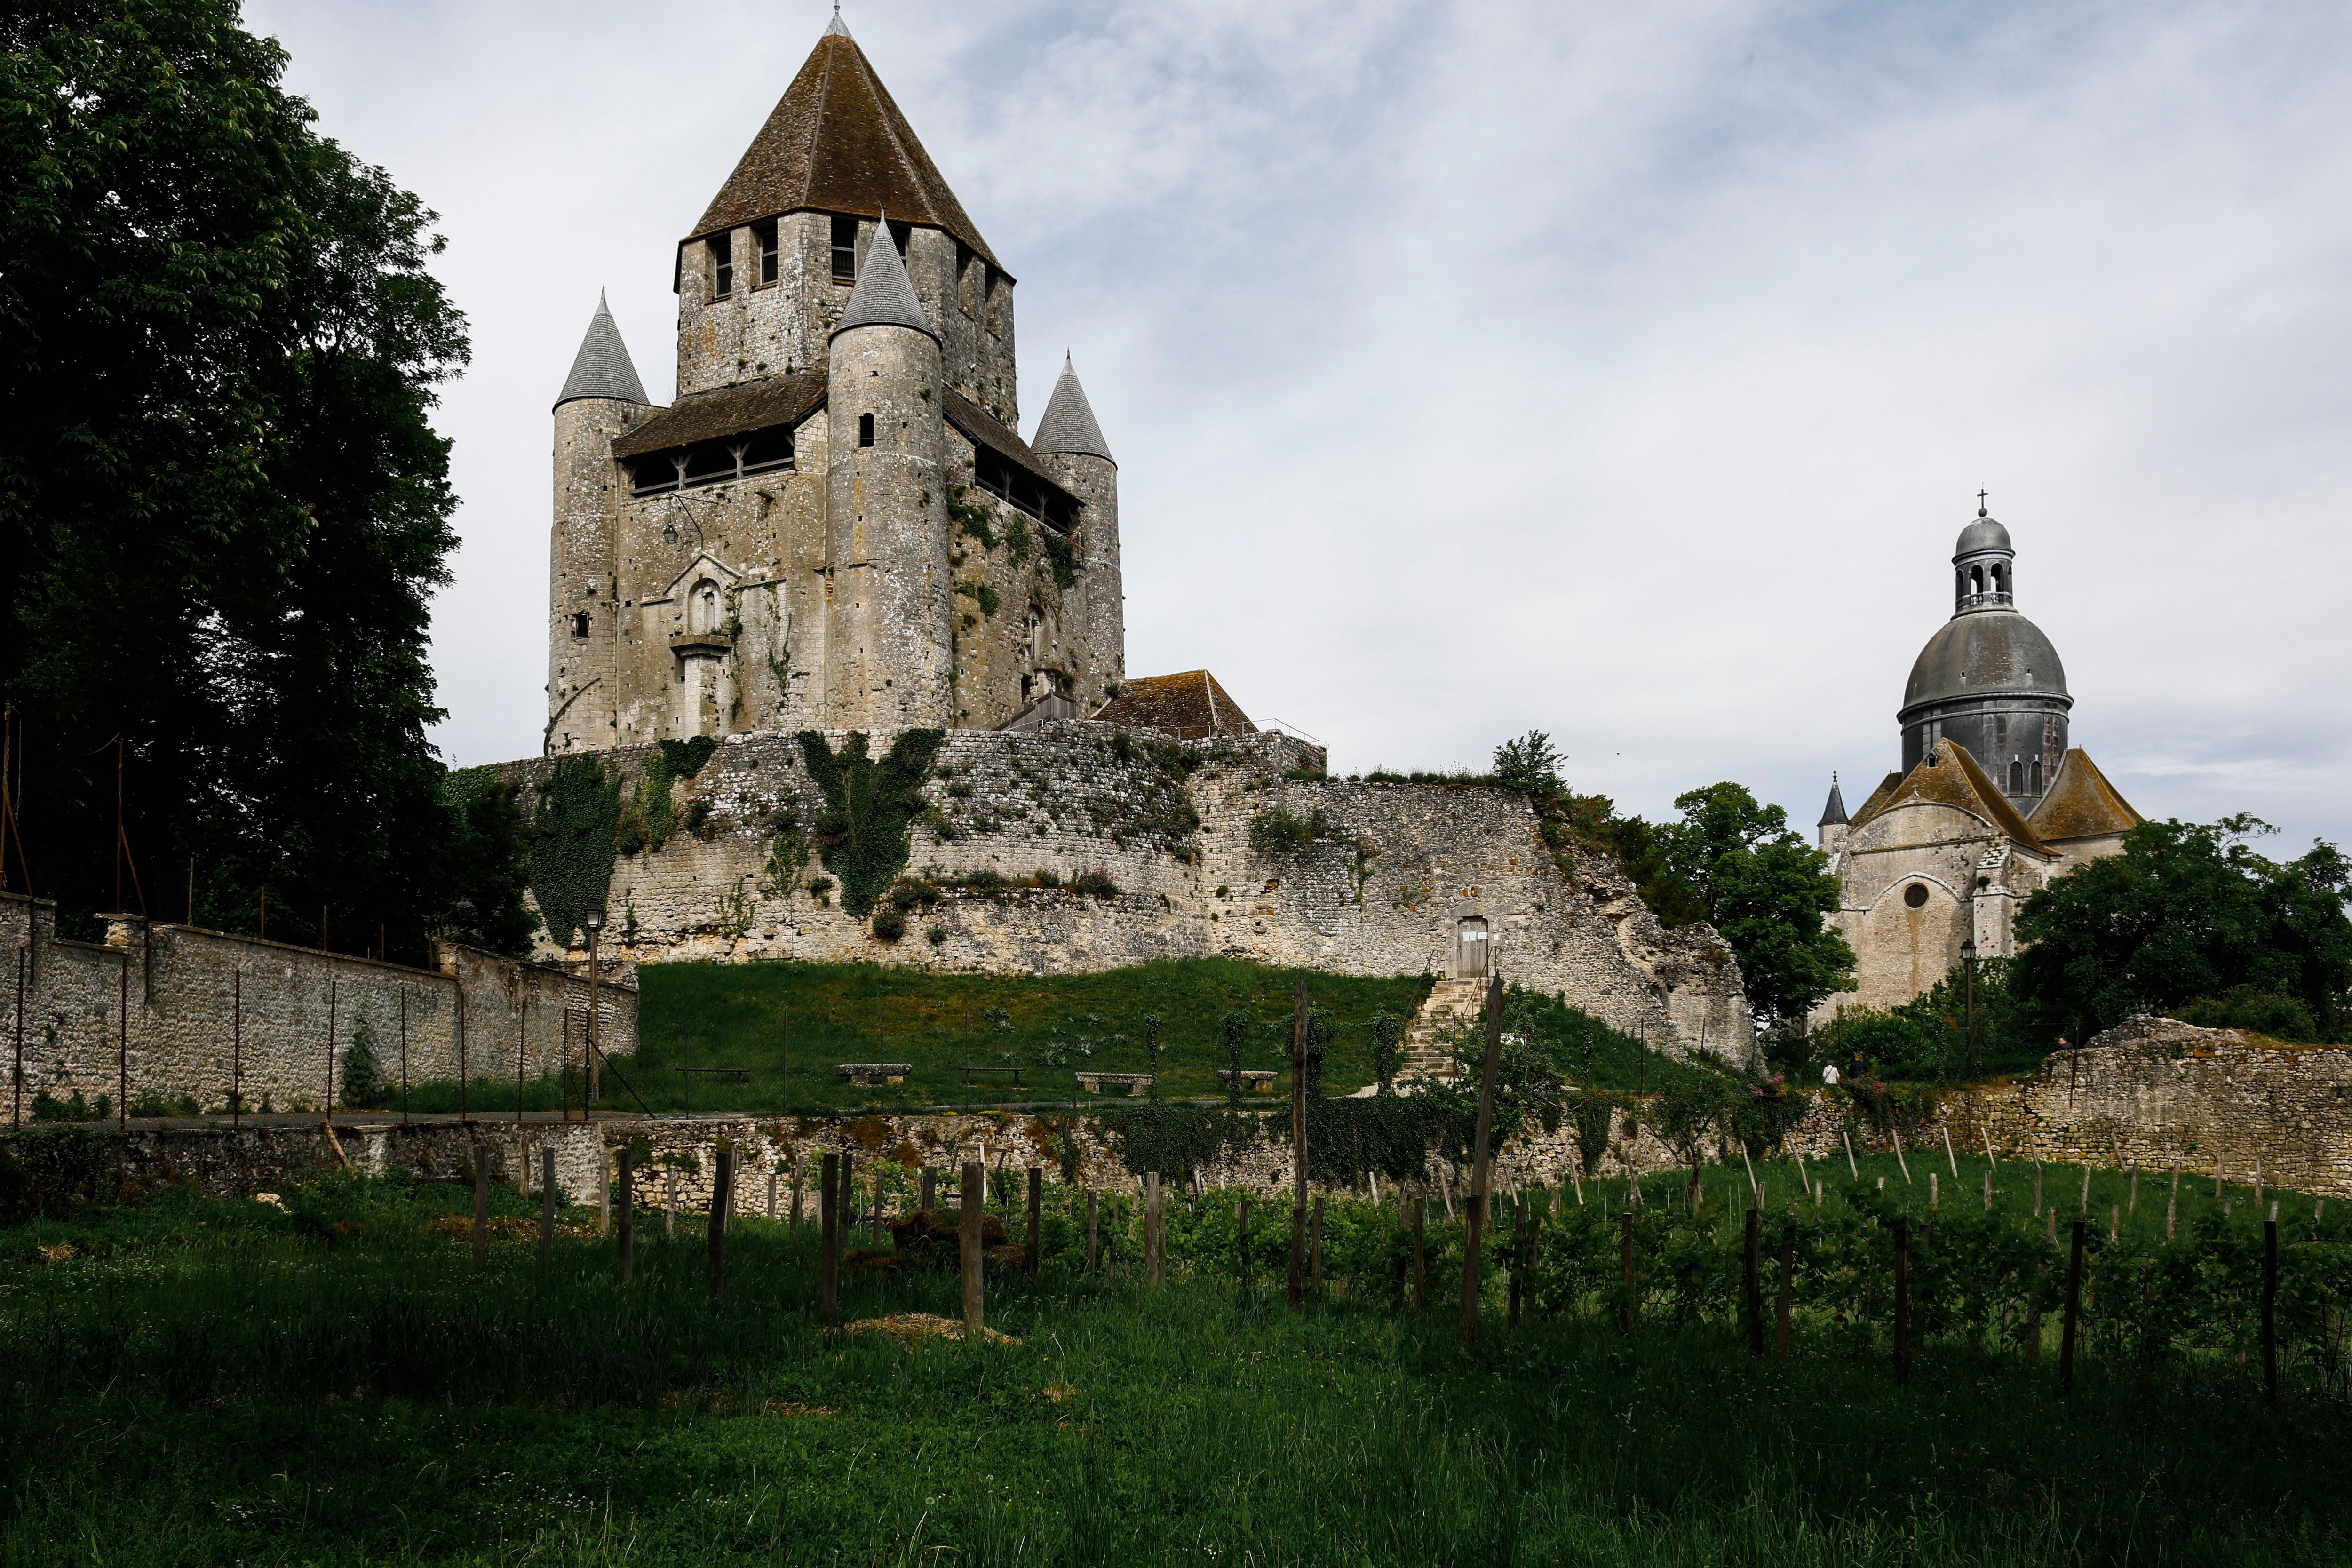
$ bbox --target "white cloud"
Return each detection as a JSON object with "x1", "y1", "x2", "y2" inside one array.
[{"x1": 248, "y1": 0, "x2": 2352, "y2": 851}]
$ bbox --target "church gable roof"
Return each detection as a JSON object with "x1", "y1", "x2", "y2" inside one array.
[
  {"x1": 610, "y1": 369, "x2": 826, "y2": 458},
  {"x1": 1850, "y1": 739, "x2": 2048, "y2": 852},
  {"x1": 1091, "y1": 671, "x2": 1255, "y2": 741},
  {"x1": 2028, "y1": 749, "x2": 2144, "y2": 842},
  {"x1": 688, "y1": 29, "x2": 1002, "y2": 274}
]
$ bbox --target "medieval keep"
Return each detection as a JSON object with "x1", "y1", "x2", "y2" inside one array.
[
  {"x1": 546, "y1": 17, "x2": 1124, "y2": 754},
  {"x1": 1813, "y1": 502, "x2": 2144, "y2": 1017}
]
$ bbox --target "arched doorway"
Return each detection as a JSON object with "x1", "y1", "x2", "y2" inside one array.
[{"x1": 1456, "y1": 917, "x2": 1490, "y2": 978}]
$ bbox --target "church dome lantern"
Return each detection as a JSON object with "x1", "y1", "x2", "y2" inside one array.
[{"x1": 1897, "y1": 499, "x2": 2072, "y2": 807}]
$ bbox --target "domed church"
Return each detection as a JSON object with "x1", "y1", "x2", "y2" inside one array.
[{"x1": 1811, "y1": 502, "x2": 2144, "y2": 1018}]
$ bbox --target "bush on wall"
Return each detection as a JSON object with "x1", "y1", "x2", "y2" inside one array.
[{"x1": 798, "y1": 729, "x2": 946, "y2": 916}]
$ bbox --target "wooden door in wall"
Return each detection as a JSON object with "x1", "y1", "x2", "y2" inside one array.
[{"x1": 1457, "y1": 918, "x2": 1489, "y2": 978}]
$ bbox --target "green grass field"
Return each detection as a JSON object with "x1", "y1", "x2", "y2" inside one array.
[
  {"x1": 1, "y1": 1149, "x2": 2345, "y2": 1566},
  {"x1": 604, "y1": 957, "x2": 1437, "y2": 1114}
]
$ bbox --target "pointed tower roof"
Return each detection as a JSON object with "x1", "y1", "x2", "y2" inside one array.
[
  {"x1": 832, "y1": 212, "x2": 935, "y2": 339},
  {"x1": 1818, "y1": 774, "x2": 1849, "y2": 828},
  {"x1": 687, "y1": 27, "x2": 1002, "y2": 273},
  {"x1": 2027, "y1": 750, "x2": 2144, "y2": 843},
  {"x1": 1032, "y1": 353, "x2": 1114, "y2": 462},
  {"x1": 554, "y1": 291, "x2": 649, "y2": 409}
]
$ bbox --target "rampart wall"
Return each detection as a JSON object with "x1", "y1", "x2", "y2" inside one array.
[
  {"x1": 497, "y1": 721, "x2": 1753, "y2": 1065},
  {"x1": 0, "y1": 893, "x2": 636, "y2": 1117}
]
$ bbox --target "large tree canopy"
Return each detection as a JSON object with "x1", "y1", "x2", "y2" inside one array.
[
  {"x1": 1653, "y1": 782, "x2": 1856, "y2": 1029},
  {"x1": 2012, "y1": 816, "x2": 2352, "y2": 1043},
  {"x1": 0, "y1": 0, "x2": 490, "y2": 954}
]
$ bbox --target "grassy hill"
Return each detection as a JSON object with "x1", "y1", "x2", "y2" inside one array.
[{"x1": 612, "y1": 958, "x2": 1438, "y2": 1114}]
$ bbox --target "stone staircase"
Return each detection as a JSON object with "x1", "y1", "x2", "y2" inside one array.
[{"x1": 1397, "y1": 978, "x2": 1489, "y2": 1082}]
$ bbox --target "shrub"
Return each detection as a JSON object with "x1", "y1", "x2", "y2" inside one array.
[
  {"x1": 927, "y1": 924, "x2": 948, "y2": 946},
  {"x1": 1248, "y1": 804, "x2": 1334, "y2": 854},
  {"x1": 1071, "y1": 868, "x2": 1118, "y2": 899},
  {"x1": 872, "y1": 909, "x2": 906, "y2": 941}
]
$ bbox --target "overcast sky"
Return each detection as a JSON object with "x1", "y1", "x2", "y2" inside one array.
[{"x1": 247, "y1": 0, "x2": 2352, "y2": 853}]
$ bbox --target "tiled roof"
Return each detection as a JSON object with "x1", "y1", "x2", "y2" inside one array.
[
  {"x1": 2028, "y1": 749, "x2": 2144, "y2": 842},
  {"x1": 1818, "y1": 776, "x2": 1849, "y2": 828},
  {"x1": 944, "y1": 389, "x2": 1074, "y2": 501},
  {"x1": 555, "y1": 291, "x2": 648, "y2": 409},
  {"x1": 1850, "y1": 739, "x2": 2047, "y2": 851},
  {"x1": 610, "y1": 370, "x2": 826, "y2": 458},
  {"x1": 687, "y1": 30, "x2": 1002, "y2": 274},
  {"x1": 1032, "y1": 354, "x2": 1113, "y2": 462},
  {"x1": 1090, "y1": 671, "x2": 1256, "y2": 741}
]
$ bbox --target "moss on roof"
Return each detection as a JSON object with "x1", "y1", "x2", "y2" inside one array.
[
  {"x1": 1091, "y1": 671, "x2": 1255, "y2": 740},
  {"x1": 2028, "y1": 749, "x2": 2144, "y2": 842},
  {"x1": 1849, "y1": 739, "x2": 2047, "y2": 852}
]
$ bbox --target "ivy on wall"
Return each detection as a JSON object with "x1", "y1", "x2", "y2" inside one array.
[
  {"x1": 797, "y1": 729, "x2": 946, "y2": 916},
  {"x1": 529, "y1": 754, "x2": 620, "y2": 947}
]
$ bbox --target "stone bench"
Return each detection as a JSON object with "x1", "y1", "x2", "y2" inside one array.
[
  {"x1": 1075, "y1": 1071, "x2": 1155, "y2": 1098},
  {"x1": 835, "y1": 1063, "x2": 913, "y2": 1088},
  {"x1": 1216, "y1": 1069, "x2": 1279, "y2": 1093}
]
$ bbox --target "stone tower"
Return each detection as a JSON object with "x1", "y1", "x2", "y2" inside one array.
[
  {"x1": 543, "y1": 18, "x2": 1125, "y2": 752},
  {"x1": 547, "y1": 291, "x2": 650, "y2": 754}
]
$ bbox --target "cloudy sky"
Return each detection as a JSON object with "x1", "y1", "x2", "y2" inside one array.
[{"x1": 248, "y1": 0, "x2": 2352, "y2": 853}]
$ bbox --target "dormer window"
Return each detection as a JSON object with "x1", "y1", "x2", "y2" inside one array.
[
  {"x1": 831, "y1": 215, "x2": 858, "y2": 282},
  {"x1": 753, "y1": 219, "x2": 779, "y2": 286},
  {"x1": 707, "y1": 235, "x2": 733, "y2": 299},
  {"x1": 858, "y1": 412, "x2": 875, "y2": 447}
]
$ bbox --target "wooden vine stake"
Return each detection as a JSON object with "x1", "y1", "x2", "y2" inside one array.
[
  {"x1": 616, "y1": 1147, "x2": 635, "y2": 1282},
  {"x1": 1774, "y1": 1222, "x2": 1795, "y2": 1357},
  {"x1": 707, "y1": 1146, "x2": 732, "y2": 1305},
  {"x1": 1458, "y1": 973, "x2": 1504, "y2": 1341},
  {"x1": 2059, "y1": 1218, "x2": 2085, "y2": 1395},
  {"x1": 539, "y1": 1147, "x2": 556, "y2": 1269},
  {"x1": 1288, "y1": 980, "x2": 1309, "y2": 1313},
  {"x1": 960, "y1": 1159, "x2": 985, "y2": 1339},
  {"x1": 1025, "y1": 1167, "x2": 1042, "y2": 1274},
  {"x1": 819, "y1": 1154, "x2": 840, "y2": 1324}
]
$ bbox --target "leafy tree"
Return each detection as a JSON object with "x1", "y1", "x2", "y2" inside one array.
[
  {"x1": 2012, "y1": 816, "x2": 2352, "y2": 1043},
  {"x1": 1491, "y1": 730, "x2": 1564, "y2": 794},
  {"x1": 437, "y1": 771, "x2": 538, "y2": 956},
  {"x1": 0, "y1": 0, "x2": 468, "y2": 950},
  {"x1": 1655, "y1": 783, "x2": 1855, "y2": 1028}
]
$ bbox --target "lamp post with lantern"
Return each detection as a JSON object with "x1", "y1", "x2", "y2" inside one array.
[
  {"x1": 1960, "y1": 935, "x2": 1979, "y2": 1080},
  {"x1": 584, "y1": 909, "x2": 604, "y2": 1117}
]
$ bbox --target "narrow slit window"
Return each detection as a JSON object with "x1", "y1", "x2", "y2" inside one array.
[
  {"x1": 831, "y1": 215, "x2": 858, "y2": 282},
  {"x1": 2030, "y1": 759, "x2": 2043, "y2": 793},
  {"x1": 707, "y1": 235, "x2": 733, "y2": 299},
  {"x1": 572, "y1": 612, "x2": 590, "y2": 640},
  {"x1": 753, "y1": 219, "x2": 779, "y2": 286},
  {"x1": 2009, "y1": 759, "x2": 2024, "y2": 794},
  {"x1": 858, "y1": 412, "x2": 876, "y2": 447}
]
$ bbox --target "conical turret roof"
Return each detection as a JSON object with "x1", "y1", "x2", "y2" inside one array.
[
  {"x1": 1032, "y1": 353, "x2": 1113, "y2": 462},
  {"x1": 1818, "y1": 775, "x2": 1848, "y2": 827},
  {"x1": 832, "y1": 212, "x2": 935, "y2": 339},
  {"x1": 554, "y1": 291, "x2": 649, "y2": 408},
  {"x1": 688, "y1": 26, "x2": 1002, "y2": 273}
]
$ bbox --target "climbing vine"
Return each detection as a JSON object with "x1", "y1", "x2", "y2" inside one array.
[
  {"x1": 529, "y1": 753, "x2": 620, "y2": 947},
  {"x1": 797, "y1": 728, "x2": 946, "y2": 915},
  {"x1": 1038, "y1": 525, "x2": 1078, "y2": 589}
]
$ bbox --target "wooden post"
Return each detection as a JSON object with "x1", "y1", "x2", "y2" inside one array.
[
  {"x1": 1288, "y1": 979, "x2": 1308, "y2": 1313},
  {"x1": 2166, "y1": 1159, "x2": 2179, "y2": 1242},
  {"x1": 707, "y1": 1146, "x2": 732, "y2": 1304},
  {"x1": 1459, "y1": 973, "x2": 1505, "y2": 1340},
  {"x1": 1311, "y1": 1193, "x2": 1325, "y2": 1293},
  {"x1": 1506, "y1": 1197, "x2": 1525, "y2": 1326},
  {"x1": 1086, "y1": 1188, "x2": 1098, "y2": 1274},
  {"x1": 2059, "y1": 1219, "x2": 2085, "y2": 1395},
  {"x1": 1892, "y1": 1218, "x2": 1909, "y2": 1386},
  {"x1": 598, "y1": 1149, "x2": 610, "y2": 1236},
  {"x1": 2033, "y1": 1160, "x2": 2042, "y2": 1217},
  {"x1": 1841, "y1": 1128, "x2": 1858, "y2": 1180},
  {"x1": 2079, "y1": 1162, "x2": 2090, "y2": 1214},
  {"x1": 1146, "y1": 1172, "x2": 1164, "y2": 1288},
  {"x1": 1775, "y1": 1222, "x2": 1795, "y2": 1357},
  {"x1": 665, "y1": 1170, "x2": 677, "y2": 1239},
  {"x1": 920, "y1": 1166, "x2": 936, "y2": 1211},
  {"x1": 1411, "y1": 1197, "x2": 1426, "y2": 1310},
  {"x1": 766, "y1": 1171, "x2": 778, "y2": 1222},
  {"x1": 540, "y1": 1147, "x2": 556, "y2": 1269},
  {"x1": 1237, "y1": 1195, "x2": 1251, "y2": 1301},
  {"x1": 819, "y1": 1154, "x2": 839, "y2": 1324},
  {"x1": 617, "y1": 1147, "x2": 634, "y2": 1282},
  {"x1": 1983, "y1": 1169, "x2": 1992, "y2": 1210},
  {"x1": 959, "y1": 1160, "x2": 984, "y2": 1337},
  {"x1": 1025, "y1": 1167, "x2": 1042, "y2": 1274},
  {"x1": 1892, "y1": 1128, "x2": 1911, "y2": 1184},
  {"x1": 2261, "y1": 1218, "x2": 2278, "y2": 1403},
  {"x1": 1745, "y1": 1208, "x2": 1764, "y2": 1358},
  {"x1": 1618, "y1": 1210, "x2": 1635, "y2": 1336},
  {"x1": 792, "y1": 1161, "x2": 804, "y2": 1232},
  {"x1": 1942, "y1": 1125, "x2": 1958, "y2": 1178},
  {"x1": 1930, "y1": 1171, "x2": 1938, "y2": 1211},
  {"x1": 2254, "y1": 1156, "x2": 2264, "y2": 1213},
  {"x1": 2109, "y1": 1203, "x2": 2119, "y2": 1243},
  {"x1": 472, "y1": 1140, "x2": 489, "y2": 1271}
]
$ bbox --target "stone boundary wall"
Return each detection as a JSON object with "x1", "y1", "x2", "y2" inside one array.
[
  {"x1": 497, "y1": 721, "x2": 1752, "y2": 1066},
  {"x1": 0, "y1": 893, "x2": 637, "y2": 1117}
]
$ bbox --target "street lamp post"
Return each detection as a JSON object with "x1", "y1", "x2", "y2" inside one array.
[
  {"x1": 1960, "y1": 936, "x2": 1978, "y2": 1080},
  {"x1": 584, "y1": 911, "x2": 604, "y2": 1118}
]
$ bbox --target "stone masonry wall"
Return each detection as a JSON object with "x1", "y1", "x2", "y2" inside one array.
[
  {"x1": 0, "y1": 893, "x2": 636, "y2": 1117},
  {"x1": 499, "y1": 721, "x2": 1751, "y2": 1063}
]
